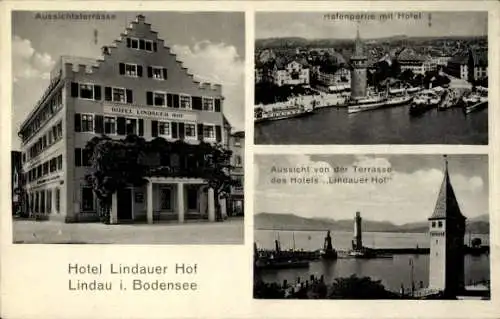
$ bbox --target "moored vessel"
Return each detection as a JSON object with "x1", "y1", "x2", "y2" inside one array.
[{"x1": 409, "y1": 90, "x2": 442, "y2": 116}]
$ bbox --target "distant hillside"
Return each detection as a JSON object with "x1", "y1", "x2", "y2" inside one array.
[
  {"x1": 255, "y1": 35, "x2": 487, "y2": 49},
  {"x1": 255, "y1": 213, "x2": 490, "y2": 234}
]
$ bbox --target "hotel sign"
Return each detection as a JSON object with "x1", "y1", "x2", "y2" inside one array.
[{"x1": 104, "y1": 105, "x2": 197, "y2": 122}]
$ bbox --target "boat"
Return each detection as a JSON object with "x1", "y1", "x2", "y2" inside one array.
[
  {"x1": 347, "y1": 93, "x2": 412, "y2": 114},
  {"x1": 463, "y1": 87, "x2": 488, "y2": 114},
  {"x1": 254, "y1": 100, "x2": 315, "y2": 123},
  {"x1": 255, "y1": 258, "x2": 310, "y2": 270},
  {"x1": 409, "y1": 90, "x2": 442, "y2": 116}
]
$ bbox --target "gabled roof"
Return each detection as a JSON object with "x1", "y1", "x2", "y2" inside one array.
[{"x1": 429, "y1": 158, "x2": 466, "y2": 221}]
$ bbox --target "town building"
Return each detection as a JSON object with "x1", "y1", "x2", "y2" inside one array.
[
  {"x1": 228, "y1": 131, "x2": 244, "y2": 216},
  {"x1": 446, "y1": 48, "x2": 488, "y2": 83},
  {"x1": 272, "y1": 59, "x2": 310, "y2": 87},
  {"x1": 428, "y1": 157, "x2": 466, "y2": 298},
  {"x1": 11, "y1": 151, "x2": 23, "y2": 215},
  {"x1": 316, "y1": 67, "x2": 350, "y2": 87},
  {"x1": 350, "y1": 28, "x2": 368, "y2": 99},
  {"x1": 397, "y1": 48, "x2": 426, "y2": 75},
  {"x1": 18, "y1": 15, "x2": 240, "y2": 224}
]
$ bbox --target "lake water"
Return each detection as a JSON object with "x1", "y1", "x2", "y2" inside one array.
[
  {"x1": 255, "y1": 230, "x2": 490, "y2": 293},
  {"x1": 254, "y1": 105, "x2": 488, "y2": 145}
]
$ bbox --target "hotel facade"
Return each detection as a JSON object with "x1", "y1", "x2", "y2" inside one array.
[{"x1": 18, "y1": 15, "x2": 240, "y2": 224}]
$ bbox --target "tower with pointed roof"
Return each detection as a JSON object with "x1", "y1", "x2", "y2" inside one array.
[
  {"x1": 428, "y1": 156, "x2": 466, "y2": 297},
  {"x1": 350, "y1": 25, "x2": 368, "y2": 99}
]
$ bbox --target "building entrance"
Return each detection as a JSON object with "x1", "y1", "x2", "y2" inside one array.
[{"x1": 117, "y1": 188, "x2": 133, "y2": 220}]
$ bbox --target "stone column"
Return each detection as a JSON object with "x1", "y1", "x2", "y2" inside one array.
[
  {"x1": 52, "y1": 189, "x2": 57, "y2": 215},
  {"x1": 177, "y1": 183, "x2": 185, "y2": 223},
  {"x1": 147, "y1": 181, "x2": 153, "y2": 224},
  {"x1": 110, "y1": 192, "x2": 118, "y2": 224},
  {"x1": 208, "y1": 187, "x2": 215, "y2": 222}
]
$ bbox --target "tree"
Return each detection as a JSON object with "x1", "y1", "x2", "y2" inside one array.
[
  {"x1": 328, "y1": 275, "x2": 399, "y2": 299},
  {"x1": 85, "y1": 135, "x2": 238, "y2": 223}
]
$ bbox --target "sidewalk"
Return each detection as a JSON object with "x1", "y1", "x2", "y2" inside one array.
[{"x1": 12, "y1": 217, "x2": 244, "y2": 245}]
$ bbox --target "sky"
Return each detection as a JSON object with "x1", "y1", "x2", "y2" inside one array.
[
  {"x1": 11, "y1": 11, "x2": 245, "y2": 150},
  {"x1": 255, "y1": 154, "x2": 488, "y2": 225},
  {"x1": 256, "y1": 12, "x2": 488, "y2": 40}
]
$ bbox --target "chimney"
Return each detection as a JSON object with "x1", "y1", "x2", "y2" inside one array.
[{"x1": 101, "y1": 46, "x2": 110, "y2": 56}]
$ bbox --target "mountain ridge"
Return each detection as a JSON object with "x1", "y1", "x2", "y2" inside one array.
[{"x1": 255, "y1": 212, "x2": 489, "y2": 234}]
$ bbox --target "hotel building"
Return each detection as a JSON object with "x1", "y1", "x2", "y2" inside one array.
[{"x1": 18, "y1": 15, "x2": 240, "y2": 224}]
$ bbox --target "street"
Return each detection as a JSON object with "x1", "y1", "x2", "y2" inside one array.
[{"x1": 12, "y1": 217, "x2": 244, "y2": 244}]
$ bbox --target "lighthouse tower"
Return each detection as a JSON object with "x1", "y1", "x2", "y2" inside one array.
[
  {"x1": 350, "y1": 26, "x2": 368, "y2": 100},
  {"x1": 428, "y1": 156, "x2": 466, "y2": 297},
  {"x1": 352, "y1": 211, "x2": 363, "y2": 250}
]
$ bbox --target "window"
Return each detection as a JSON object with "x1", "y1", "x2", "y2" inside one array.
[
  {"x1": 126, "y1": 118, "x2": 137, "y2": 135},
  {"x1": 235, "y1": 155, "x2": 242, "y2": 167},
  {"x1": 187, "y1": 188, "x2": 198, "y2": 211},
  {"x1": 57, "y1": 122, "x2": 63, "y2": 139},
  {"x1": 233, "y1": 137, "x2": 241, "y2": 147},
  {"x1": 160, "y1": 188, "x2": 171, "y2": 210},
  {"x1": 79, "y1": 84, "x2": 94, "y2": 100},
  {"x1": 151, "y1": 66, "x2": 166, "y2": 80},
  {"x1": 158, "y1": 121, "x2": 171, "y2": 138},
  {"x1": 57, "y1": 155, "x2": 63, "y2": 170},
  {"x1": 180, "y1": 95, "x2": 191, "y2": 109},
  {"x1": 81, "y1": 114, "x2": 94, "y2": 132},
  {"x1": 438, "y1": 221, "x2": 443, "y2": 228},
  {"x1": 202, "y1": 97, "x2": 214, "y2": 111},
  {"x1": 125, "y1": 64, "x2": 138, "y2": 77},
  {"x1": 185, "y1": 123, "x2": 196, "y2": 139},
  {"x1": 81, "y1": 187, "x2": 94, "y2": 211},
  {"x1": 432, "y1": 221, "x2": 436, "y2": 228},
  {"x1": 145, "y1": 40, "x2": 152, "y2": 51},
  {"x1": 82, "y1": 149, "x2": 92, "y2": 167},
  {"x1": 43, "y1": 162, "x2": 49, "y2": 176},
  {"x1": 50, "y1": 158, "x2": 56, "y2": 172},
  {"x1": 154, "y1": 92, "x2": 166, "y2": 106},
  {"x1": 203, "y1": 125, "x2": 215, "y2": 140},
  {"x1": 46, "y1": 189, "x2": 52, "y2": 214},
  {"x1": 104, "y1": 117, "x2": 116, "y2": 134},
  {"x1": 112, "y1": 88, "x2": 126, "y2": 103}
]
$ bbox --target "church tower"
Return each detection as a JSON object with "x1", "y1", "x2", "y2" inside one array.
[
  {"x1": 428, "y1": 156, "x2": 466, "y2": 298},
  {"x1": 350, "y1": 25, "x2": 368, "y2": 100}
]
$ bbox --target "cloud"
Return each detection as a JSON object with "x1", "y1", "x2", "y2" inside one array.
[
  {"x1": 171, "y1": 41, "x2": 245, "y2": 131},
  {"x1": 255, "y1": 155, "x2": 487, "y2": 224},
  {"x1": 12, "y1": 35, "x2": 56, "y2": 82}
]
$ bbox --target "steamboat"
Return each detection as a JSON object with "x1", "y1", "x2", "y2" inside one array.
[
  {"x1": 254, "y1": 97, "x2": 316, "y2": 123},
  {"x1": 463, "y1": 86, "x2": 488, "y2": 114},
  {"x1": 409, "y1": 90, "x2": 442, "y2": 116}
]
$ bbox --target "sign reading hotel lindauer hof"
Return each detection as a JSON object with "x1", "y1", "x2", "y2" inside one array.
[{"x1": 104, "y1": 104, "x2": 198, "y2": 122}]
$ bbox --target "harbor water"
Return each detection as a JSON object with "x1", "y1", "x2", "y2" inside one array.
[
  {"x1": 254, "y1": 104, "x2": 488, "y2": 145},
  {"x1": 255, "y1": 230, "x2": 490, "y2": 293}
]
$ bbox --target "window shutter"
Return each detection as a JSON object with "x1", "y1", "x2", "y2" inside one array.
[
  {"x1": 197, "y1": 124, "x2": 204, "y2": 141},
  {"x1": 162, "y1": 68, "x2": 167, "y2": 79},
  {"x1": 71, "y1": 82, "x2": 79, "y2": 97},
  {"x1": 173, "y1": 94, "x2": 180, "y2": 108},
  {"x1": 139, "y1": 39, "x2": 145, "y2": 50},
  {"x1": 146, "y1": 91, "x2": 153, "y2": 106},
  {"x1": 147, "y1": 66, "x2": 153, "y2": 78},
  {"x1": 152, "y1": 120, "x2": 158, "y2": 137},
  {"x1": 74, "y1": 148, "x2": 82, "y2": 167},
  {"x1": 94, "y1": 85, "x2": 102, "y2": 101},
  {"x1": 192, "y1": 96, "x2": 202, "y2": 110},
  {"x1": 104, "y1": 87, "x2": 112, "y2": 101},
  {"x1": 178, "y1": 123, "x2": 185, "y2": 139},
  {"x1": 166, "y1": 94, "x2": 172, "y2": 107},
  {"x1": 126, "y1": 38, "x2": 131, "y2": 48},
  {"x1": 74, "y1": 114, "x2": 81, "y2": 132},
  {"x1": 138, "y1": 119, "x2": 144, "y2": 136},
  {"x1": 216, "y1": 125, "x2": 222, "y2": 142},
  {"x1": 137, "y1": 65, "x2": 143, "y2": 77},
  {"x1": 171, "y1": 122, "x2": 178, "y2": 139},
  {"x1": 94, "y1": 115, "x2": 104, "y2": 134},
  {"x1": 214, "y1": 98, "x2": 221, "y2": 112},
  {"x1": 117, "y1": 117, "x2": 126, "y2": 135},
  {"x1": 119, "y1": 63, "x2": 126, "y2": 75},
  {"x1": 126, "y1": 89, "x2": 133, "y2": 104},
  {"x1": 153, "y1": 42, "x2": 157, "y2": 52}
]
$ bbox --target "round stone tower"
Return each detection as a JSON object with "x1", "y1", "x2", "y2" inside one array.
[{"x1": 350, "y1": 27, "x2": 368, "y2": 100}]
